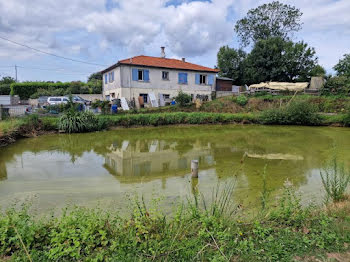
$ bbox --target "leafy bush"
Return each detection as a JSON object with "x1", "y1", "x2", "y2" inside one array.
[
  {"x1": 0, "y1": 84, "x2": 11, "y2": 95},
  {"x1": 234, "y1": 95, "x2": 248, "y2": 106},
  {"x1": 260, "y1": 100, "x2": 320, "y2": 125},
  {"x1": 58, "y1": 111, "x2": 101, "y2": 133},
  {"x1": 321, "y1": 76, "x2": 350, "y2": 96},
  {"x1": 175, "y1": 91, "x2": 192, "y2": 107},
  {"x1": 321, "y1": 155, "x2": 350, "y2": 203}
]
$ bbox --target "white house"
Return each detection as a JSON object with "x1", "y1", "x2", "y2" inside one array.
[{"x1": 101, "y1": 47, "x2": 219, "y2": 108}]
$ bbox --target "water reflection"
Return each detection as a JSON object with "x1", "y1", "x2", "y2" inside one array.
[
  {"x1": 0, "y1": 125, "x2": 349, "y2": 214},
  {"x1": 104, "y1": 139, "x2": 214, "y2": 181}
]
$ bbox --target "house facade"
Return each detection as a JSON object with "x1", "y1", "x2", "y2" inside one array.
[{"x1": 101, "y1": 48, "x2": 219, "y2": 108}]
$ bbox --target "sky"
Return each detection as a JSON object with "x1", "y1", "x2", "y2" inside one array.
[{"x1": 0, "y1": 0, "x2": 349, "y2": 82}]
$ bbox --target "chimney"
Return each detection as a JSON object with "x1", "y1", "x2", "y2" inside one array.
[
  {"x1": 161, "y1": 46, "x2": 166, "y2": 58},
  {"x1": 182, "y1": 58, "x2": 186, "y2": 62}
]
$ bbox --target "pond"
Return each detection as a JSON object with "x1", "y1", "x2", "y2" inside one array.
[{"x1": 0, "y1": 125, "x2": 350, "y2": 215}]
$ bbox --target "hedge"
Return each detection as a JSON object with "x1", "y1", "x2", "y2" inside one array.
[
  {"x1": 10, "y1": 81, "x2": 102, "y2": 99},
  {"x1": 0, "y1": 84, "x2": 11, "y2": 95},
  {"x1": 10, "y1": 82, "x2": 71, "y2": 99}
]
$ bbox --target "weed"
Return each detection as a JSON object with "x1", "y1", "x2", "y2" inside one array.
[{"x1": 321, "y1": 155, "x2": 350, "y2": 203}]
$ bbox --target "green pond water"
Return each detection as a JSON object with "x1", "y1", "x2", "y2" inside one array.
[{"x1": 0, "y1": 125, "x2": 350, "y2": 215}]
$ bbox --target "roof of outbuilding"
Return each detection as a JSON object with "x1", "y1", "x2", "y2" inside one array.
[{"x1": 101, "y1": 55, "x2": 220, "y2": 74}]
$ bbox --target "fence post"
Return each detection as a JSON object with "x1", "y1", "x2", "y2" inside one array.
[
  {"x1": 191, "y1": 160, "x2": 199, "y2": 178},
  {"x1": 0, "y1": 104, "x2": 3, "y2": 121}
]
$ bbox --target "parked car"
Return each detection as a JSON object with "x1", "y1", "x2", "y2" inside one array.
[
  {"x1": 47, "y1": 97, "x2": 69, "y2": 105},
  {"x1": 65, "y1": 95, "x2": 91, "y2": 105}
]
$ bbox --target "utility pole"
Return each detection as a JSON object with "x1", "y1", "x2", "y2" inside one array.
[{"x1": 15, "y1": 65, "x2": 17, "y2": 82}]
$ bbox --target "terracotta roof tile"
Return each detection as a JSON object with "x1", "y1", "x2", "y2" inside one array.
[{"x1": 102, "y1": 55, "x2": 219, "y2": 73}]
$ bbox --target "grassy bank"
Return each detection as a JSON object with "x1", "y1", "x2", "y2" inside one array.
[
  {"x1": 2, "y1": 184, "x2": 350, "y2": 261},
  {"x1": 0, "y1": 110, "x2": 347, "y2": 146}
]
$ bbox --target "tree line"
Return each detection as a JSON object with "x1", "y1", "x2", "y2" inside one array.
[{"x1": 217, "y1": 1, "x2": 350, "y2": 95}]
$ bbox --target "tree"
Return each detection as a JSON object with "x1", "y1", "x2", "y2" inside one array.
[
  {"x1": 310, "y1": 65, "x2": 326, "y2": 77},
  {"x1": 87, "y1": 72, "x2": 102, "y2": 82},
  {"x1": 217, "y1": 46, "x2": 246, "y2": 85},
  {"x1": 243, "y1": 37, "x2": 317, "y2": 84},
  {"x1": 235, "y1": 1, "x2": 303, "y2": 46},
  {"x1": 334, "y1": 54, "x2": 350, "y2": 77},
  {"x1": 0, "y1": 76, "x2": 16, "y2": 85}
]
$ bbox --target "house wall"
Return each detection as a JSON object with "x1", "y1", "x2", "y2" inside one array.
[
  {"x1": 103, "y1": 65, "x2": 216, "y2": 107},
  {"x1": 102, "y1": 67, "x2": 122, "y2": 99}
]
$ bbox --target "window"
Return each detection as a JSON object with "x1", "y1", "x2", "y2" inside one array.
[
  {"x1": 108, "y1": 71, "x2": 114, "y2": 83},
  {"x1": 138, "y1": 70, "x2": 143, "y2": 81},
  {"x1": 163, "y1": 94, "x2": 170, "y2": 99},
  {"x1": 162, "y1": 71, "x2": 169, "y2": 80},
  {"x1": 200, "y1": 74, "x2": 207, "y2": 84},
  {"x1": 178, "y1": 72, "x2": 188, "y2": 84},
  {"x1": 132, "y1": 69, "x2": 150, "y2": 82},
  {"x1": 104, "y1": 74, "x2": 108, "y2": 84}
]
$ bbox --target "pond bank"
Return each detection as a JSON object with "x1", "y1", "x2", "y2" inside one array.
[
  {"x1": 0, "y1": 111, "x2": 347, "y2": 147},
  {"x1": 2, "y1": 190, "x2": 350, "y2": 261}
]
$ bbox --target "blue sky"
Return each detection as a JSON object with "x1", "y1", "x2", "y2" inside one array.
[{"x1": 0, "y1": 0, "x2": 349, "y2": 82}]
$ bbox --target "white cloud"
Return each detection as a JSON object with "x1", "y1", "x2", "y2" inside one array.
[{"x1": 0, "y1": 0, "x2": 349, "y2": 80}]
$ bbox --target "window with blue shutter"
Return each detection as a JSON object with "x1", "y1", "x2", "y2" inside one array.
[
  {"x1": 104, "y1": 74, "x2": 108, "y2": 84},
  {"x1": 132, "y1": 68, "x2": 138, "y2": 81},
  {"x1": 195, "y1": 74, "x2": 200, "y2": 85},
  {"x1": 111, "y1": 71, "x2": 114, "y2": 81},
  {"x1": 144, "y1": 70, "x2": 149, "y2": 82},
  {"x1": 208, "y1": 74, "x2": 214, "y2": 85},
  {"x1": 178, "y1": 73, "x2": 188, "y2": 84}
]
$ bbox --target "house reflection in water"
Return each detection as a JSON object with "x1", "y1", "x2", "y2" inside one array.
[{"x1": 104, "y1": 139, "x2": 215, "y2": 182}]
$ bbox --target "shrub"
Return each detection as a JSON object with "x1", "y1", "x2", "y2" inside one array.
[
  {"x1": 175, "y1": 91, "x2": 192, "y2": 107},
  {"x1": 260, "y1": 100, "x2": 320, "y2": 125},
  {"x1": 321, "y1": 76, "x2": 350, "y2": 96},
  {"x1": 321, "y1": 155, "x2": 350, "y2": 203},
  {"x1": 0, "y1": 84, "x2": 11, "y2": 95},
  {"x1": 58, "y1": 111, "x2": 100, "y2": 133},
  {"x1": 234, "y1": 95, "x2": 248, "y2": 106}
]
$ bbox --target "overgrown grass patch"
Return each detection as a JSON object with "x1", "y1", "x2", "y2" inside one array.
[{"x1": 2, "y1": 183, "x2": 350, "y2": 261}]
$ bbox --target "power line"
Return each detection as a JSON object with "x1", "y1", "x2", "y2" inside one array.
[
  {"x1": 16, "y1": 66, "x2": 94, "y2": 74},
  {"x1": 0, "y1": 35, "x2": 107, "y2": 67}
]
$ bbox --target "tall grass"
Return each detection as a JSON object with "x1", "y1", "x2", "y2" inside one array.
[
  {"x1": 2, "y1": 182, "x2": 350, "y2": 261},
  {"x1": 321, "y1": 155, "x2": 350, "y2": 203},
  {"x1": 260, "y1": 100, "x2": 321, "y2": 125}
]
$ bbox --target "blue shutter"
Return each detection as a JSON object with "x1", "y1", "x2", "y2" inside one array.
[
  {"x1": 195, "y1": 74, "x2": 200, "y2": 85},
  {"x1": 111, "y1": 71, "x2": 114, "y2": 81},
  {"x1": 104, "y1": 74, "x2": 108, "y2": 84},
  {"x1": 144, "y1": 70, "x2": 149, "y2": 81},
  {"x1": 184, "y1": 73, "x2": 188, "y2": 84},
  {"x1": 178, "y1": 73, "x2": 182, "y2": 84},
  {"x1": 208, "y1": 74, "x2": 214, "y2": 85},
  {"x1": 132, "y1": 68, "x2": 138, "y2": 81}
]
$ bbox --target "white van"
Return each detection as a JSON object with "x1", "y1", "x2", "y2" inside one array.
[{"x1": 47, "y1": 97, "x2": 69, "y2": 105}]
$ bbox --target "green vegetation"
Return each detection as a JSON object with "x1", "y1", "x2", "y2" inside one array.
[
  {"x1": 234, "y1": 95, "x2": 248, "y2": 106},
  {"x1": 235, "y1": 1, "x2": 302, "y2": 46},
  {"x1": 0, "y1": 76, "x2": 16, "y2": 95},
  {"x1": 175, "y1": 91, "x2": 192, "y2": 107},
  {"x1": 2, "y1": 182, "x2": 350, "y2": 261},
  {"x1": 260, "y1": 100, "x2": 321, "y2": 125},
  {"x1": 321, "y1": 155, "x2": 350, "y2": 203},
  {"x1": 58, "y1": 111, "x2": 103, "y2": 133},
  {"x1": 10, "y1": 80, "x2": 102, "y2": 99}
]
